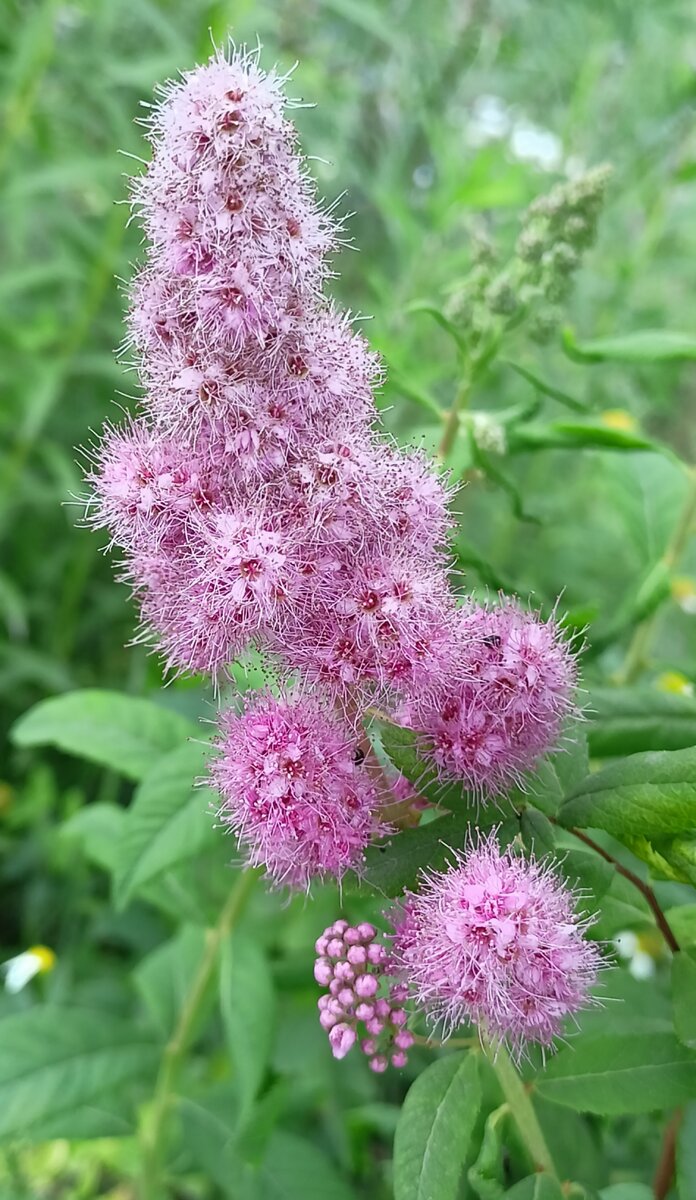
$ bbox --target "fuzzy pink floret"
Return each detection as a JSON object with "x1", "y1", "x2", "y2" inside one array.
[
  {"x1": 401, "y1": 601, "x2": 577, "y2": 798},
  {"x1": 389, "y1": 833, "x2": 601, "y2": 1051},
  {"x1": 212, "y1": 693, "x2": 382, "y2": 888}
]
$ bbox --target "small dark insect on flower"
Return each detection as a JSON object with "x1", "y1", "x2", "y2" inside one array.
[
  {"x1": 354, "y1": 746, "x2": 366, "y2": 765},
  {"x1": 482, "y1": 634, "x2": 502, "y2": 647}
]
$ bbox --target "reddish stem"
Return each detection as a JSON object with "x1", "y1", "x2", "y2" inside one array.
[{"x1": 653, "y1": 1109, "x2": 682, "y2": 1200}]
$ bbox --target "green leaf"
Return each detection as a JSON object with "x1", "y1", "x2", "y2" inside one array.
[
  {"x1": 520, "y1": 808, "x2": 555, "y2": 854},
  {"x1": 259, "y1": 1130, "x2": 358, "y2": 1200},
  {"x1": 0, "y1": 1007, "x2": 159, "y2": 1140},
  {"x1": 599, "y1": 1187, "x2": 653, "y2": 1200},
  {"x1": 673, "y1": 949, "x2": 696, "y2": 1049},
  {"x1": 588, "y1": 687, "x2": 696, "y2": 756},
  {"x1": 504, "y1": 1177, "x2": 563, "y2": 1199},
  {"x1": 220, "y1": 933, "x2": 276, "y2": 1121},
  {"x1": 558, "y1": 747, "x2": 696, "y2": 839},
  {"x1": 406, "y1": 300, "x2": 468, "y2": 355},
  {"x1": 556, "y1": 848, "x2": 614, "y2": 909},
  {"x1": 666, "y1": 905, "x2": 696, "y2": 946},
  {"x1": 677, "y1": 1102, "x2": 696, "y2": 1200},
  {"x1": 563, "y1": 326, "x2": 696, "y2": 363},
  {"x1": 589, "y1": 873, "x2": 654, "y2": 940},
  {"x1": 113, "y1": 740, "x2": 218, "y2": 909},
  {"x1": 393, "y1": 1052, "x2": 481, "y2": 1200},
  {"x1": 134, "y1": 925, "x2": 207, "y2": 1038},
  {"x1": 504, "y1": 360, "x2": 589, "y2": 412},
  {"x1": 468, "y1": 1104, "x2": 508, "y2": 1200},
  {"x1": 61, "y1": 801, "x2": 126, "y2": 873},
  {"x1": 11, "y1": 689, "x2": 194, "y2": 781},
  {"x1": 508, "y1": 420, "x2": 659, "y2": 455},
  {"x1": 376, "y1": 719, "x2": 476, "y2": 811},
  {"x1": 536, "y1": 1032, "x2": 696, "y2": 1113}
]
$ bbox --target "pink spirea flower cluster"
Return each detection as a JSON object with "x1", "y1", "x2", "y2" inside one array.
[
  {"x1": 212, "y1": 694, "x2": 381, "y2": 888},
  {"x1": 86, "y1": 47, "x2": 454, "y2": 695},
  {"x1": 314, "y1": 920, "x2": 414, "y2": 1072},
  {"x1": 388, "y1": 834, "x2": 602, "y2": 1051},
  {"x1": 86, "y1": 46, "x2": 578, "y2": 899},
  {"x1": 400, "y1": 601, "x2": 577, "y2": 798}
]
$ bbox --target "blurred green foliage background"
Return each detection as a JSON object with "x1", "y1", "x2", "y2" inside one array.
[{"x1": 1, "y1": 0, "x2": 696, "y2": 1195}]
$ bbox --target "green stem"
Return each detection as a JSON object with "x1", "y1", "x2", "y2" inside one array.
[
  {"x1": 616, "y1": 464, "x2": 696, "y2": 685},
  {"x1": 438, "y1": 375, "x2": 471, "y2": 460},
  {"x1": 483, "y1": 1038, "x2": 558, "y2": 1179},
  {"x1": 139, "y1": 868, "x2": 258, "y2": 1199}
]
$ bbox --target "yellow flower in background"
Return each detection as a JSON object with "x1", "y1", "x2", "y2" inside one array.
[
  {"x1": 600, "y1": 409, "x2": 637, "y2": 432},
  {"x1": 2, "y1": 946, "x2": 56, "y2": 994},
  {"x1": 672, "y1": 576, "x2": 696, "y2": 615},
  {"x1": 656, "y1": 670, "x2": 694, "y2": 697}
]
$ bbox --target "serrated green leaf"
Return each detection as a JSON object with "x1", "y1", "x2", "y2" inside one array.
[
  {"x1": 563, "y1": 326, "x2": 696, "y2": 363},
  {"x1": 520, "y1": 808, "x2": 555, "y2": 854},
  {"x1": 11, "y1": 689, "x2": 194, "y2": 781},
  {"x1": 559, "y1": 747, "x2": 696, "y2": 839},
  {"x1": 113, "y1": 740, "x2": 218, "y2": 909},
  {"x1": 673, "y1": 949, "x2": 696, "y2": 1049},
  {"x1": 394, "y1": 1052, "x2": 481, "y2": 1200},
  {"x1": 0, "y1": 1007, "x2": 159, "y2": 1141},
  {"x1": 588, "y1": 687, "x2": 696, "y2": 756},
  {"x1": 537, "y1": 1032, "x2": 696, "y2": 1113},
  {"x1": 220, "y1": 934, "x2": 276, "y2": 1122}
]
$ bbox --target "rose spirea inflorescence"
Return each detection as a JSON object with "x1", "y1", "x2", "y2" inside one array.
[
  {"x1": 212, "y1": 693, "x2": 381, "y2": 889},
  {"x1": 388, "y1": 834, "x2": 602, "y2": 1051},
  {"x1": 86, "y1": 46, "x2": 580, "y2": 917}
]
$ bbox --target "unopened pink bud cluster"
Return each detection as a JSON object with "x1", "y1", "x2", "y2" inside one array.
[
  {"x1": 388, "y1": 834, "x2": 602, "y2": 1052},
  {"x1": 314, "y1": 920, "x2": 414, "y2": 1072}
]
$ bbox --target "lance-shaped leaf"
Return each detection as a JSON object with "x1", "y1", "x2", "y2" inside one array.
[
  {"x1": 563, "y1": 326, "x2": 696, "y2": 363},
  {"x1": 536, "y1": 1032, "x2": 696, "y2": 1113},
  {"x1": 587, "y1": 687, "x2": 696, "y2": 757},
  {"x1": 393, "y1": 1053, "x2": 481, "y2": 1200}
]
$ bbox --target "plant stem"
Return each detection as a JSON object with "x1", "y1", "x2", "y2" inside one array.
[
  {"x1": 616, "y1": 464, "x2": 696, "y2": 685},
  {"x1": 653, "y1": 1108, "x2": 682, "y2": 1200},
  {"x1": 438, "y1": 375, "x2": 471, "y2": 460},
  {"x1": 569, "y1": 827, "x2": 679, "y2": 953},
  {"x1": 482, "y1": 1037, "x2": 558, "y2": 1179},
  {"x1": 139, "y1": 868, "x2": 258, "y2": 1199}
]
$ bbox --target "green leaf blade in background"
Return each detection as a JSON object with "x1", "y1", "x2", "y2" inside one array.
[
  {"x1": 672, "y1": 948, "x2": 696, "y2": 1049},
  {"x1": 10, "y1": 688, "x2": 194, "y2": 780},
  {"x1": 113, "y1": 739, "x2": 219, "y2": 909},
  {"x1": 536, "y1": 1032, "x2": 696, "y2": 1113},
  {"x1": 393, "y1": 1052, "x2": 481, "y2": 1200},
  {"x1": 0, "y1": 1007, "x2": 159, "y2": 1141},
  {"x1": 677, "y1": 1102, "x2": 696, "y2": 1200},
  {"x1": 563, "y1": 327, "x2": 696, "y2": 363},
  {"x1": 220, "y1": 933, "x2": 276, "y2": 1123},
  {"x1": 587, "y1": 687, "x2": 696, "y2": 756},
  {"x1": 558, "y1": 747, "x2": 696, "y2": 838}
]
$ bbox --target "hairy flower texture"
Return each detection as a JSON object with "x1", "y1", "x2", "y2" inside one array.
[
  {"x1": 403, "y1": 600, "x2": 577, "y2": 798},
  {"x1": 389, "y1": 835, "x2": 601, "y2": 1051},
  {"x1": 212, "y1": 693, "x2": 382, "y2": 888},
  {"x1": 314, "y1": 920, "x2": 414, "y2": 1071}
]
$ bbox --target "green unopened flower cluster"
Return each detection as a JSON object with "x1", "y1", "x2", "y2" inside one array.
[{"x1": 447, "y1": 164, "x2": 611, "y2": 347}]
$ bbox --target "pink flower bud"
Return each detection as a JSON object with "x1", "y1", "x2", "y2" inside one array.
[
  {"x1": 338, "y1": 988, "x2": 355, "y2": 1008},
  {"x1": 367, "y1": 943, "x2": 385, "y2": 966},
  {"x1": 394, "y1": 1030, "x2": 415, "y2": 1050},
  {"x1": 355, "y1": 1002, "x2": 375, "y2": 1022},
  {"x1": 329, "y1": 1023, "x2": 356, "y2": 1060},
  {"x1": 354, "y1": 973, "x2": 378, "y2": 999},
  {"x1": 365, "y1": 1017, "x2": 385, "y2": 1036},
  {"x1": 319, "y1": 1009, "x2": 339, "y2": 1030},
  {"x1": 361, "y1": 1038, "x2": 378, "y2": 1056},
  {"x1": 357, "y1": 923, "x2": 376, "y2": 943},
  {"x1": 344, "y1": 926, "x2": 362, "y2": 945},
  {"x1": 375, "y1": 998, "x2": 390, "y2": 1020},
  {"x1": 390, "y1": 1008, "x2": 408, "y2": 1027},
  {"x1": 326, "y1": 937, "x2": 345, "y2": 958},
  {"x1": 347, "y1": 945, "x2": 368, "y2": 967},
  {"x1": 331, "y1": 920, "x2": 349, "y2": 935},
  {"x1": 369, "y1": 1055, "x2": 388, "y2": 1073},
  {"x1": 328, "y1": 997, "x2": 345, "y2": 1017},
  {"x1": 313, "y1": 957, "x2": 333, "y2": 986},
  {"x1": 391, "y1": 1050, "x2": 408, "y2": 1069},
  {"x1": 329, "y1": 978, "x2": 342, "y2": 997},
  {"x1": 334, "y1": 961, "x2": 355, "y2": 983},
  {"x1": 314, "y1": 935, "x2": 329, "y2": 955}
]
